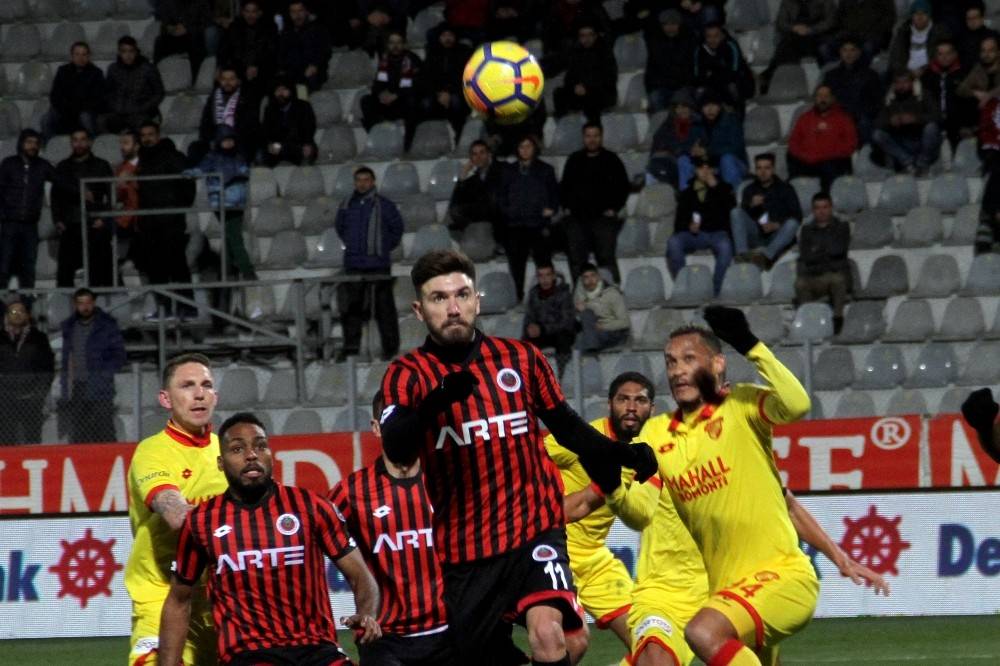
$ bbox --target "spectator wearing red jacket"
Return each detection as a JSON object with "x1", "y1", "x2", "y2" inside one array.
[
  {"x1": 788, "y1": 85, "x2": 858, "y2": 191},
  {"x1": 977, "y1": 93, "x2": 1000, "y2": 174}
]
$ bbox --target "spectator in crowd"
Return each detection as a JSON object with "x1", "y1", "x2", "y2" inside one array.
[
  {"x1": 958, "y1": 35, "x2": 1000, "y2": 104},
  {"x1": 447, "y1": 140, "x2": 506, "y2": 242},
  {"x1": 184, "y1": 127, "x2": 257, "y2": 281},
  {"x1": 486, "y1": 0, "x2": 536, "y2": 42},
  {"x1": 361, "y1": 31, "x2": 422, "y2": 151},
  {"x1": 420, "y1": 25, "x2": 472, "y2": 139},
  {"x1": 135, "y1": 122, "x2": 196, "y2": 319},
  {"x1": 936, "y1": 0, "x2": 990, "y2": 43},
  {"x1": 354, "y1": 0, "x2": 410, "y2": 55},
  {"x1": 42, "y1": 42, "x2": 104, "y2": 141},
  {"x1": 820, "y1": 0, "x2": 896, "y2": 65},
  {"x1": 821, "y1": 36, "x2": 883, "y2": 145},
  {"x1": 958, "y1": 3, "x2": 1000, "y2": 76},
  {"x1": 260, "y1": 77, "x2": 317, "y2": 167},
  {"x1": 889, "y1": 0, "x2": 951, "y2": 78},
  {"x1": 730, "y1": 152, "x2": 802, "y2": 270},
  {"x1": 977, "y1": 170, "x2": 1000, "y2": 253},
  {"x1": 977, "y1": 87, "x2": 1000, "y2": 173},
  {"x1": 193, "y1": 66, "x2": 260, "y2": 164},
  {"x1": 277, "y1": 0, "x2": 333, "y2": 92},
  {"x1": 53, "y1": 129, "x2": 114, "y2": 288},
  {"x1": 667, "y1": 156, "x2": 735, "y2": 295},
  {"x1": 692, "y1": 22, "x2": 756, "y2": 112},
  {"x1": 154, "y1": 0, "x2": 214, "y2": 79},
  {"x1": 541, "y1": 0, "x2": 613, "y2": 75},
  {"x1": 646, "y1": 89, "x2": 700, "y2": 187},
  {"x1": 553, "y1": 21, "x2": 619, "y2": 122},
  {"x1": 872, "y1": 70, "x2": 942, "y2": 175},
  {"x1": 922, "y1": 40, "x2": 978, "y2": 151},
  {"x1": 101, "y1": 36, "x2": 165, "y2": 134},
  {"x1": 0, "y1": 299, "x2": 54, "y2": 445},
  {"x1": 643, "y1": 9, "x2": 697, "y2": 113},
  {"x1": 560, "y1": 122, "x2": 630, "y2": 284},
  {"x1": 573, "y1": 262, "x2": 630, "y2": 352},
  {"x1": 114, "y1": 130, "x2": 140, "y2": 267},
  {"x1": 795, "y1": 192, "x2": 851, "y2": 334},
  {"x1": 760, "y1": 0, "x2": 837, "y2": 95},
  {"x1": 218, "y1": 0, "x2": 278, "y2": 102},
  {"x1": 59, "y1": 287, "x2": 126, "y2": 443},
  {"x1": 498, "y1": 135, "x2": 560, "y2": 301},
  {"x1": 523, "y1": 262, "x2": 576, "y2": 377},
  {"x1": 442, "y1": 0, "x2": 491, "y2": 46},
  {"x1": 787, "y1": 85, "x2": 858, "y2": 190},
  {"x1": 0, "y1": 129, "x2": 57, "y2": 293},
  {"x1": 679, "y1": 91, "x2": 747, "y2": 190},
  {"x1": 334, "y1": 167, "x2": 403, "y2": 362}
]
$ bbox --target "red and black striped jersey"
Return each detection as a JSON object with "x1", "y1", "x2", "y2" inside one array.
[
  {"x1": 328, "y1": 458, "x2": 447, "y2": 636},
  {"x1": 380, "y1": 333, "x2": 566, "y2": 564},
  {"x1": 174, "y1": 482, "x2": 355, "y2": 664}
]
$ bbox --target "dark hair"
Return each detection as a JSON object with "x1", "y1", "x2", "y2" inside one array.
[
  {"x1": 935, "y1": 38, "x2": 957, "y2": 51},
  {"x1": 608, "y1": 372, "x2": 655, "y2": 402},
  {"x1": 70, "y1": 41, "x2": 90, "y2": 53},
  {"x1": 354, "y1": 166, "x2": 375, "y2": 179},
  {"x1": 517, "y1": 134, "x2": 541, "y2": 154},
  {"x1": 120, "y1": 128, "x2": 140, "y2": 143},
  {"x1": 219, "y1": 411, "x2": 267, "y2": 446},
  {"x1": 469, "y1": 139, "x2": 491, "y2": 153},
  {"x1": 669, "y1": 324, "x2": 722, "y2": 354},
  {"x1": 967, "y1": 1, "x2": 985, "y2": 15},
  {"x1": 838, "y1": 34, "x2": 860, "y2": 49},
  {"x1": 703, "y1": 20, "x2": 724, "y2": 32},
  {"x1": 411, "y1": 249, "x2": 477, "y2": 293},
  {"x1": 372, "y1": 390, "x2": 385, "y2": 420},
  {"x1": 117, "y1": 35, "x2": 138, "y2": 49},
  {"x1": 754, "y1": 152, "x2": 776, "y2": 165},
  {"x1": 139, "y1": 120, "x2": 161, "y2": 133},
  {"x1": 579, "y1": 261, "x2": 599, "y2": 275},
  {"x1": 70, "y1": 127, "x2": 93, "y2": 139},
  {"x1": 73, "y1": 287, "x2": 95, "y2": 300},
  {"x1": 582, "y1": 121, "x2": 603, "y2": 134},
  {"x1": 241, "y1": 0, "x2": 261, "y2": 8},
  {"x1": 218, "y1": 64, "x2": 241, "y2": 77},
  {"x1": 983, "y1": 35, "x2": 1000, "y2": 51},
  {"x1": 535, "y1": 260, "x2": 555, "y2": 272},
  {"x1": 162, "y1": 352, "x2": 212, "y2": 389},
  {"x1": 812, "y1": 191, "x2": 832, "y2": 205}
]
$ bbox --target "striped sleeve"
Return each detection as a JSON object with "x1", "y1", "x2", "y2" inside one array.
[
  {"x1": 314, "y1": 493, "x2": 356, "y2": 561},
  {"x1": 527, "y1": 342, "x2": 565, "y2": 411},
  {"x1": 173, "y1": 511, "x2": 207, "y2": 585},
  {"x1": 327, "y1": 479, "x2": 353, "y2": 522},
  {"x1": 380, "y1": 358, "x2": 423, "y2": 411}
]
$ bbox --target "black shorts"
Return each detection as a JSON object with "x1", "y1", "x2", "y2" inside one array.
[
  {"x1": 228, "y1": 643, "x2": 351, "y2": 665},
  {"x1": 442, "y1": 528, "x2": 583, "y2": 664},
  {"x1": 357, "y1": 628, "x2": 454, "y2": 665}
]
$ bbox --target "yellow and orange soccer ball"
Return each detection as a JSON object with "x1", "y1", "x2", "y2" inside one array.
[{"x1": 462, "y1": 41, "x2": 545, "y2": 125}]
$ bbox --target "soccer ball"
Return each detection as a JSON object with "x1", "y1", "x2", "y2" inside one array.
[{"x1": 463, "y1": 41, "x2": 545, "y2": 125}]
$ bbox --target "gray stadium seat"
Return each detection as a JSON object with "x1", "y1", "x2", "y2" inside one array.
[
  {"x1": 398, "y1": 316, "x2": 427, "y2": 350},
  {"x1": 161, "y1": 94, "x2": 204, "y2": 133},
  {"x1": 283, "y1": 409, "x2": 323, "y2": 434},
  {"x1": 458, "y1": 222, "x2": 496, "y2": 261},
  {"x1": 905, "y1": 342, "x2": 958, "y2": 388},
  {"x1": 328, "y1": 50, "x2": 376, "y2": 88},
  {"x1": 564, "y1": 355, "x2": 605, "y2": 399},
  {"x1": 0, "y1": 0, "x2": 27, "y2": 21},
  {"x1": 959, "y1": 341, "x2": 1000, "y2": 386},
  {"x1": 250, "y1": 199, "x2": 295, "y2": 236},
  {"x1": 397, "y1": 192, "x2": 438, "y2": 231},
  {"x1": 746, "y1": 304, "x2": 785, "y2": 345},
  {"x1": 857, "y1": 255, "x2": 908, "y2": 299},
  {"x1": 583, "y1": 399, "x2": 607, "y2": 422},
  {"x1": 850, "y1": 209, "x2": 893, "y2": 249},
  {"x1": 362, "y1": 122, "x2": 404, "y2": 159},
  {"x1": 611, "y1": 352, "x2": 654, "y2": 383},
  {"x1": 13, "y1": 62, "x2": 52, "y2": 98},
  {"x1": 728, "y1": 0, "x2": 770, "y2": 30},
  {"x1": 896, "y1": 206, "x2": 943, "y2": 247},
  {"x1": 193, "y1": 56, "x2": 216, "y2": 92},
  {"x1": 884, "y1": 299, "x2": 934, "y2": 342},
  {"x1": 552, "y1": 113, "x2": 586, "y2": 154},
  {"x1": 856, "y1": 144, "x2": 895, "y2": 182},
  {"x1": 886, "y1": 389, "x2": 928, "y2": 416},
  {"x1": 453, "y1": 118, "x2": 485, "y2": 156},
  {"x1": 634, "y1": 182, "x2": 676, "y2": 222},
  {"x1": 926, "y1": 173, "x2": 970, "y2": 212},
  {"x1": 249, "y1": 167, "x2": 278, "y2": 203},
  {"x1": 937, "y1": 387, "x2": 968, "y2": 414},
  {"x1": 410, "y1": 120, "x2": 453, "y2": 158},
  {"x1": 478, "y1": 271, "x2": 519, "y2": 314},
  {"x1": 91, "y1": 133, "x2": 122, "y2": 165},
  {"x1": 407, "y1": 223, "x2": 453, "y2": 259},
  {"x1": 332, "y1": 407, "x2": 371, "y2": 433},
  {"x1": 409, "y1": 3, "x2": 444, "y2": 47},
  {"x1": 962, "y1": 253, "x2": 1000, "y2": 295},
  {"x1": 813, "y1": 347, "x2": 855, "y2": 390},
  {"x1": 427, "y1": 159, "x2": 461, "y2": 201},
  {"x1": 989, "y1": 307, "x2": 1000, "y2": 340},
  {"x1": 2, "y1": 24, "x2": 41, "y2": 61},
  {"x1": 834, "y1": 391, "x2": 878, "y2": 418},
  {"x1": 262, "y1": 369, "x2": 300, "y2": 408},
  {"x1": 617, "y1": 221, "x2": 650, "y2": 257},
  {"x1": 773, "y1": 348, "x2": 805, "y2": 381},
  {"x1": 761, "y1": 64, "x2": 809, "y2": 103},
  {"x1": 789, "y1": 302, "x2": 834, "y2": 342},
  {"x1": 158, "y1": 56, "x2": 191, "y2": 93},
  {"x1": 623, "y1": 265, "x2": 666, "y2": 309},
  {"x1": 911, "y1": 254, "x2": 960, "y2": 298},
  {"x1": 667, "y1": 264, "x2": 713, "y2": 306},
  {"x1": 216, "y1": 368, "x2": 260, "y2": 410},
  {"x1": 635, "y1": 307, "x2": 686, "y2": 351},
  {"x1": 262, "y1": 230, "x2": 308, "y2": 269},
  {"x1": 297, "y1": 195, "x2": 335, "y2": 234},
  {"x1": 717, "y1": 263, "x2": 763, "y2": 305},
  {"x1": 936, "y1": 297, "x2": 985, "y2": 341},
  {"x1": 724, "y1": 351, "x2": 758, "y2": 384},
  {"x1": 310, "y1": 90, "x2": 343, "y2": 126},
  {"x1": 601, "y1": 113, "x2": 640, "y2": 153},
  {"x1": 613, "y1": 32, "x2": 646, "y2": 71},
  {"x1": 284, "y1": 166, "x2": 326, "y2": 201},
  {"x1": 0, "y1": 102, "x2": 21, "y2": 138},
  {"x1": 381, "y1": 162, "x2": 421, "y2": 199},
  {"x1": 620, "y1": 73, "x2": 645, "y2": 112},
  {"x1": 43, "y1": 134, "x2": 70, "y2": 161},
  {"x1": 485, "y1": 312, "x2": 524, "y2": 340},
  {"x1": 115, "y1": 0, "x2": 148, "y2": 18},
  {"x1": 830, "y1": 175, "x2": 868, "y2": 215},
  {"x1": 946, "y1": 203, "x2": 980, "y2": 246},
  {"x1": 743, "y1": 106, "x2": 781, "y2": 146},
  {"x1": 876, "y1": 175, "x2": 919, "y2": 215},
  {"x1": 44, "y1": 22, "x2": 86, "y2": 60},
  {"x1": 835, "y1": 301, "x2": 886, "y2": 344},
  {"x1": 763, "y1": 261, "x2": 797, "y2": 304},
  {"x1": 790, "y1": 177, "x2": 821, "y2": 215},
  {"x1": 951, "y1": 137, "x2": 980, "y2": 175},
  {"x1": 308, "y1": 363, "x2": 350, "y2": 406},
  {"x1": 359, "y1": 362, "x2": 389, "y2": 399},
  {"x1": 855, "y1": 345, "x2": 907, "y2": 389},
  {"x1": 317, "y1": 125, "x2": 358, "y2": 163}
]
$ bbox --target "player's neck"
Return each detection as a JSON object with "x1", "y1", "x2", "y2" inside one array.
[
  {"x1": 169, "y1": 418, "x2": 209, "y2": 439},
  {"x1": 382, "y1": 454, "x2": 420, "y2": 479},
  {"x1": 424, "y1": 328, "x2": 481, "y2": 364},
  {"x1": 677, "y1": 399, "x2": 705, "y2": 416},
  {"x1": 229, "y1": 479, "x2": 273, "y2": 505}
]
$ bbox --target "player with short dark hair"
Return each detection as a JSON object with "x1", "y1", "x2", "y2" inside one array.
[
  {"x1": 379, "y1": 249, "x2": 658, "y2": 666},
  {"x1": 159, "y1": 412, "x2": 380, "y2": 666}
]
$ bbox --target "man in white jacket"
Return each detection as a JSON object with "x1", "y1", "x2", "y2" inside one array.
[{"x1": 573, "y1": 263, "x2": 630, "y2": 352}]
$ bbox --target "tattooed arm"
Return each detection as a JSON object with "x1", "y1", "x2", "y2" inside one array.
[{"x1": 151, "y1": 489, "x2": 193, "y2": 531}]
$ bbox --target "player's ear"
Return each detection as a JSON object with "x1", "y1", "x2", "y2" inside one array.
[
  {"x1": 370, "y1": 418, "x2": 382, "y2": 438},
  {"x1": 713, "y1": 352, "x2": 726, "y2": 379},
  {"x1": 217, "y1": 453, "x2": 224, "y2": 471},
  {"x1": 157, "y1": 389, "x2": 172, "y2": 410},
  {"x1": 412, "y1": 299, "x2": 424, "y2": 321}
]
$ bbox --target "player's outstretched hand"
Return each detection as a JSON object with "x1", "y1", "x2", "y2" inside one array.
[
  {"x1": 579, "y1": 452, "x2": 622, "y2": 496},
  {"x1": 703, "y1": 305, "x2": 759, "y2": 355},
  {"x1": 961, "y1": 388, "x2": 998, "y2": 432},
  {"x1": 420, "y1": 370, "x2": 479, "y2": 416},
  {"x1": 837, "y1": 557, "x2": 891, "y2": 597},
  {"x1": 618, "y1": 442, "x2": 658, "y2": 483},
  {"x1": 342, "y1": 614, "x2": 382, "y2": 645}
]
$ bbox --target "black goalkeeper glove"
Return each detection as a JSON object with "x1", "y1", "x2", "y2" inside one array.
[
  {"x1": 617, "y1": 442, "x2": 658, "y2": 484},
  {"x1": 579, "y1": 452, "x2": 623, "y2": 496},
  {"x1": 418, "y1": 370, "x2": 478, "y2": 420},
  {"x1": 961, "y1": 388, "x2": 998, "y2": 434},
  {"x1": 704, "y1": 305, "x2": 759, "y2": 355}
]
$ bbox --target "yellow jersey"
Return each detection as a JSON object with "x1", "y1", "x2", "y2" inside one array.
[
  {"x1": 642, "y1": 343, "x2": 811, "y2": 592},
  {"x1": 125, "y1": 421, "x2": 227, "y2": 604}
]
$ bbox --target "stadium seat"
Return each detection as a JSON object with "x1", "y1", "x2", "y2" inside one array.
[
  {"x1": 896, "y1": 206, "x2": 943, "y2": 247},
  {"x1": 261, "y1": 369, "x2": 300, "y2": 408},
  {"x1": 216, "y1": 368, "x2": 260, "y2": 410},
  {"x1": 760, "y1": 64, "x2": 809, "y2": 103},
  {"x1": 744, "y1": 24, "x2": 776, "y2": 65},
  {"x1": 835, "y1": 300, "x2": 886, "y2": 344},
  {"x1": 850, "y1": 209, "x2": 893, "y2": 249},
  {"x1": 397, "y1": 192, "x2": 438, "y2": 231},
  {"x1": 911, "y1": 254, "x2": 960, "y2": 298},
  {"x1": 834, "y1": 391, "x2": 877, "y2": 418},
  {"x1": 727, "y1": 0, "x2": 770, "y2": 30},
  {"x1": 611, "y1": 352, "x2": 654, "y2": 384},
  {"x1": 936, "y1": 297, "x2": 985, "y2": 341},
  {"x1": 884, "y1": 299, "x2": 934, "y2": 342},
  {"x1": 478, "y1": 271, "x2": 519, "y2": 314},
  {"x1": 958, "y1": 341, "x2": 1000, "y2": 386},
  {"x1": 857, "y1": 255, "x2": 909, "y2": 299},
  {"x1": 43, "y1": 134, "x2": 70, "y2": 161},
  {"x1": 243, "y1": 284, "x2": 276, "y2": 320},
  {"x1": 249, "y1": 167, "x2": 278, "y2": 203},
  {"x1": 380, "y1": 162, "x2": 421, "y2": 199},
  {"x1": 989, "y1": 307, "x2": 1000, "y2": 340},
  {"x1": 583, "y1": 399, "x2": 607, "y2": 422},
  {"x1": 634, "y1": 182, "x2": 676, "y2": 222},
  {"x1": 262, "y1": 230, "x2": 308, "y2": 269},
  {"x1": 617, "y1": 221, "x2": 650, "y2": 257},
  {"x1": 297, "y1": 196, "x2": 335, "y2": 235},
  {"x1": 328, "y1": 50, "x2": 376, "y2": 88},
  {"x1": 115, "y1": 0, "x2": 148, "y2": 18},
  {"x1": 332, "y1": 408, "x2": 370, "y2": 433},
  {"x1": 409, "y1": 3, "x2": 444, "y2": 47},
  {"x1": 961, "y1": 253, "x2": 1000, "y2": 295},
  {"x1": 551, "y1": 113, "x2": 586, "y2": 155},
  {"x1": 359, "y1": 362, "x2": 389, "y2": 399},
  {"x1": 407, "y1": 223, "x2": 453, "y2": 259},
  {"x1": 773, "y1": 348, "x2": 805, "y2": 381},
  {"x1": 937, "y1": 387, "x2": 968, "y2": 414},
  {"x1": 620, "y1": 73, "x2": 645, "y2": 112},
  {"x1": 427, "y1": 159, "x2": 461, "y2": 201},
  {"x1": 720, "y1": 351, "x2": 756, "y2": 384},
  {"x1": 763, "y1": 261, "x2": 797, "y2": 304},
  {"x1": 458, "y1": 222, "x2": 495, "y2": 261},
  {"x1": 487, "y1": 312, "x2": 524, "y2": 340},
  {"x1": 453, "y1": 117, "x2": 485, "y2": 156},
  {"x1": 162, "y1": 94, "x2": 206, "y2": 133},
  {"x1": 310, "y1": 90, "x2": 343, "y2": 126},
  {"x1": 854, "y1": 144, "x2": 894, "y2": 182},
  {"x1": 667, "y1": 264, "x2": 713, "y2": 307},
  {"x1": 926, "y1": 173, "x2": 970, "y2": 212},
  {"x1": 307, "y1": 363, "x2": 350, "y2": 406},
  {"x1": 284, "y1": 166, "x2": 326, "y2": 201},
  {"x1": 885, "y1": 389, "x2": 929, "y2": 416},
  {"x1": 398, "y1": 316, "x2": 426, "y2": 350},
  {"x1": 158, "y1": 56, "x2": 192, "y2": 93},
  {"x1": 0, "y1": 0, "x2": 27, "y2": 22},
  {"x1": 409, "y1": 120, "x2": 453, "y2": 159},
  {"x1": 283, "y1": 409, "x2": 323, "y2": 435},
  {"x1": 951, "y1": 137, "x2": 980, "y2": 175},
  {"x1": 813, "y1": 347, "x2": 855, "y2": 391},
  {"x1": 564, "y1": 355, "x2": 604, "y2": 399},
  {"x1": 830, "y1": 175, "x2": 868, "y2": 215},
  {"x1": 946, "y1": 203, "x2": 980, "y2": 246},
  {"x1": 361, "y1": 122, "x2": 405, "y2": 159},
  {"x1": 789, "y1": 302, "x2": 834, "y2": 343},
  {"x1": 790, "y1": 177, "x2": 821, "y2": 215},
  {"x1": 250, "y1": 199, "x2": 295, "y2": 236},
  {"x1": 855, "y1": 345, "x2": 907, "y2": 389},
  {"x1": 717, "y1": 263, "x2": 763, "y2": 305},
  {"x1": 13, "y1": 62, "x2": 52, "y2": 98},
  {"x1": 622, "y1": 266, "x2": 666, "y2": 309},
  {"x1": 613, "y1": 32, "x2": 646, "y2": 71},
  {"x1": 634, "y1": 307, "x2": 686, "y2": 351},
  {"x1": 876, "y1": 175, "x2": 919, "y2": 215},
  {"x1": 193, "y1": 56, "x2": 216, "y2": 93},
  {"x1": 44, "y1": 22, "x2": 86, "y2": 60},
  {"x1": 745, "y1": 304, "x2": 784, "y2": 345},
  {"x1": 0, "y1": 102, "x2": 21, "y2": 138},
  {"x1": 1, "y1": 24, "x2": 41, "y2": 61},
  {"x1": 601, "y1": 113, "x2": 640, "y2": 153},
  {"x1": 905, "y1": 342, "x2": 958, "y2": 388},
  {"x1": 317, "y1": 125, "x2": 358, "y2": 163}
]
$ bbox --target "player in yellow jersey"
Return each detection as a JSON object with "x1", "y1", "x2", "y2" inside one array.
[
  {"x1": 125, "y1": 353, "x2": 227, "y2": 665},
  {"x1": 545, "y1": 372, "x2": 662, "y2": 649}
]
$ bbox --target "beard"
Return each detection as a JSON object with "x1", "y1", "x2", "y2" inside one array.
[
  {"x1": 430, "y1": 318, "x2": 475, "y2": 345},
  {"x1": 225, "y1": 466, "x2": 272, "y2": 503}
]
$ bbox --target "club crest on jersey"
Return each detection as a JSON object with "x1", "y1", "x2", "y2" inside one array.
[
  {"x1": 704, "y1": 417, "x2": 724, "y2": 440},
  {"x1": 658, "y1": 442, "x2": 675, "y2": 453},
  {"x1": 495, "y1": 368, "x2": 522, "y2": 393},
  {"x1": 373, "y1": 505, "x2": 392, "y2": 518},
  {"x1": 213, "y1": 525, "x2": 233, "y2": 538},
  {"x1": 531, "y1": 544, "x2": 558, "y2": 562},
  {"x1": 276, "y1": 513, "x2": 301, "y2": 536}
]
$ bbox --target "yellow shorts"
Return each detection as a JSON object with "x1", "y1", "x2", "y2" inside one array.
[
  {"x1": 128, "y1": 595, "x2": 216, "y2": 666},
  {"x1": 704, "y1": 559, "x2": 819, "y2": 665},
  {"x1": 572, "y1": 548, "x2": 634, "y2": 628},
  {"x1": 626, "y1": 589, "x2": 704, "y2": 666}
]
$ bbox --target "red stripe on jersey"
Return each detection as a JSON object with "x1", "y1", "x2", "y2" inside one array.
[
  {"x1": 596, "y1": 604, "x2": 631, "y2": 629},
  {"x1": 717, "y1": 590, "x2": 765, "y2": 650},
  {"x1": 144, "y1": 483, "x2": 180, "y2": 508},
  {"x1": 381, "y1": 334, "x2": 566, "y2": 564},
  {"x1": 647, "y1": 476, "x2": 663, "y2": 489},
  {"x1": 633, "y1": 636, "x2": 681, "y2": 666},
  {"x1": 757, "y1": 392, "x2": 776, "y2": 426}
]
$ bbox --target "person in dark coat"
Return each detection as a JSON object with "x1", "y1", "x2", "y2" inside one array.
[
  {"x1": 192, "y1": 66, "x2": 260, "y2": 164},
  {"x1": 0, "y1": 299, "x2": 55, "y2": 445},
  {"x1": 447, "y1": 139, "x2": 506, "y2": 242},
  {"x1": 553, "y1": 22, "x2": 618, "y2": 122},
  {"x1": 559, "y1": 122, "x2": 630, "y2": 284},
  {"x1": 646, "y1": 90, "x2": 701, "y2": 187},
  {"x1": 730, "y1": 153, "x2": 802, "y2": 270},
  {"x1": 795, "y1": 192, "x2": 851, "y2": 333},
  {"x1": 872, "y1": 70, "x2": 942, "y2": 174},
  {"x1": 819, "y1": 0, "x2": 897, "y2": 64},
  {"x1": 643, "y1": 9, "x2": 697, "y2": 113},
  {"x1": 498, "y1": 135, "x2": 560, "y2": 301},
  {"x1": 888, "y1": 0, "x2": 952, "y2": 77},
  {"x1": 42, "y1": 41, "x2": 104, "y2": 141},
  {"x1": 692, "y1": 22, "x2": 755, "y2": 112},
  {"x1": 921, "y1": 39, "x2": 978, "y2": 151},
  {"x1": 361, "y1": 30, "x2": 423, "y2": 151},
  {"x1": 218, "y1": 0, "x2": 278, "y2": 101},
  {"x1": 957, "y1": 3, "x2": 1000, "y2": 76},
  {"x1": 821, "y1": 36, "x2": 884, "y2": 145},
  {"x1": 420, "y1": 25, "x2": 472, "y2": 138},
  {"x1": 677, "y1": 92, "x2": 748, "y2": 190},
  {"x1": 0, "y1": 129, "x2": 57, "y2": 292},
  {"x1": 760, "y1": 0, "x2": 837, "y2": 94},
  {"x1": 100, "y1": 36, "x2": 165, "y2": 134},
  {"x1": 52, "y1": 129, "x2": 114, "y2": 287},
  {"x1": 261, "y1": 77, "x2": 317, "y2": 167},
  {"x1": 153, "y1": 0, "x2": 213, "y2": 79},
  {"x1": 59, "y1": 288, "x2": 126, "y2": 443},
  {"x1": 334, "y1": 167, "x2": 404, "y2": 362},
  {"x1": 523, "y1": 262, "x2": 575, "y2": 378},
  {"x1": 277, "y1": 0, "x2": 332, "y2": 92}
]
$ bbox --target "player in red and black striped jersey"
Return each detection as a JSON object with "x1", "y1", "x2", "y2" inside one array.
[
  {"x1": 378, "y1": 250, "x2": 659, "y2": 666},
  {"x1": 159, "y1": 412, "x2": 382, "y2": 666}
]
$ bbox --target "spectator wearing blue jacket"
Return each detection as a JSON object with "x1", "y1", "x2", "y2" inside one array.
[
  {"x1": 730, "y1": 153, "x2": 802, "y2": 270},
  {"x1": 334, "y1": 166, "x2": 404, "y2": 361},
  {"x1": 677, "y1": 92, "x2": 748, "y2": 190}
]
